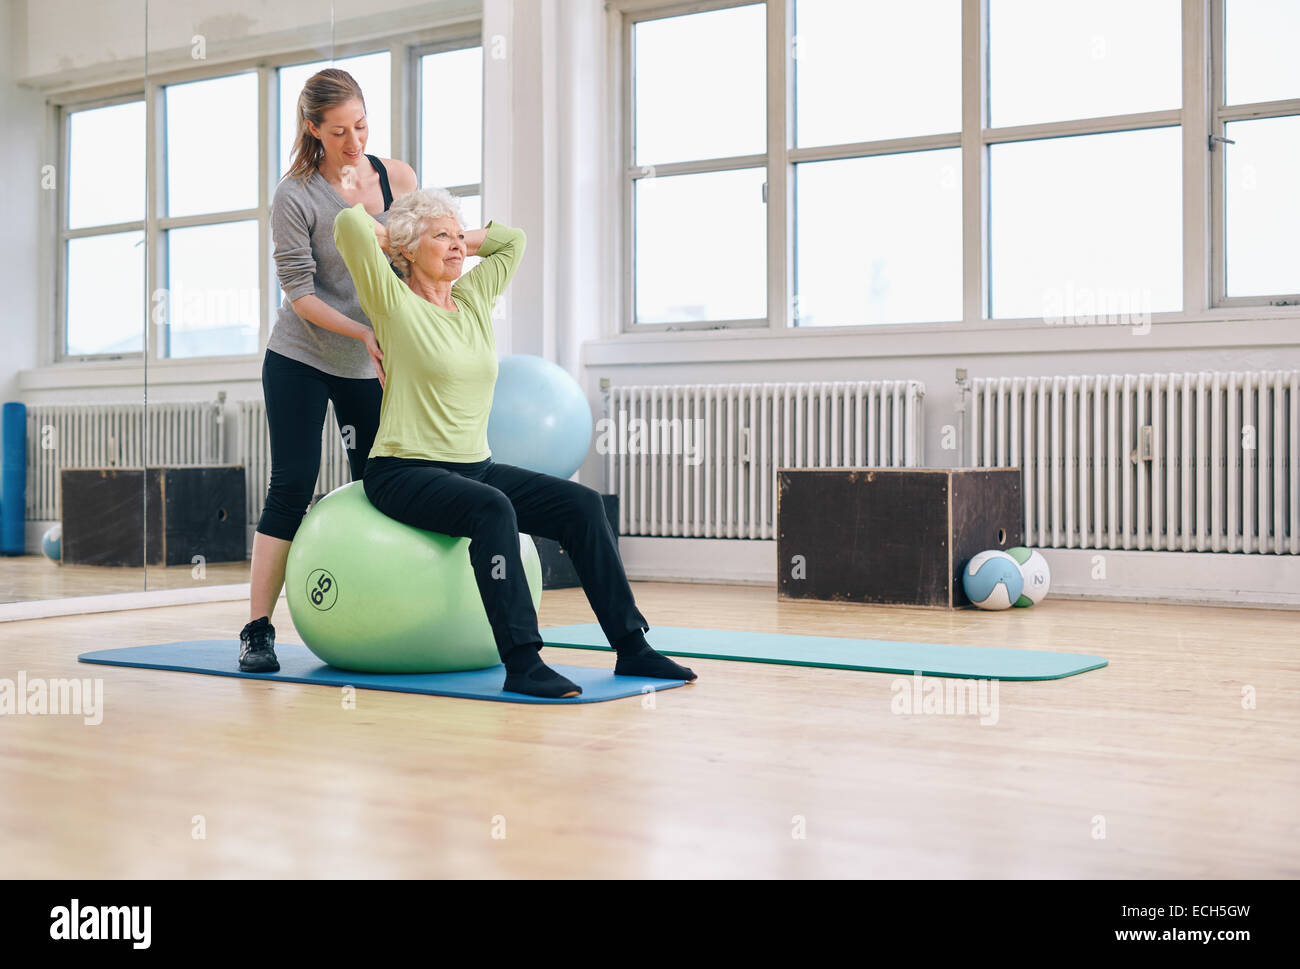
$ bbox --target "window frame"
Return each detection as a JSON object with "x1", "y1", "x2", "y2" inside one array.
[
  {"x1": 51, "y1": 25, "x2": 483, "y2": 366},
  {"x1": 57, "y1": 90, "x2": 149, "y2": 363},
  {"x1": 613, "y1": 0, "x2": 1298, "y2": 336},
  {"x1": 153, "y1": 67, "x2": 263, "y2": 362},
  {"x1": 1208, "y1": 0, "x2": 1300, "y2": 308},
  {"x1": 412, "y1": 35, "x2": 485, "y2": 210},
  {"x1": 620, "y1": 0, "x2": 774, "y2": 334}
]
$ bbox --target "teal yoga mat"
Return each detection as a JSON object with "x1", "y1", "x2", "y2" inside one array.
[
  {"x1": 77, "y1": 641, "x2": 687, "y2": 704},
  {"x1": 541, "y1": 624, "x2": 1106, "y2": 680}
]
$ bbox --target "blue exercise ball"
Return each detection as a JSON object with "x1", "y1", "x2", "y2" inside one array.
[
  {"x1": 41, "y1": 523, "x2": 61, "y2": 562},
  {"x1": 488, "y1": 354, "x2": 592, "y2": 479}
]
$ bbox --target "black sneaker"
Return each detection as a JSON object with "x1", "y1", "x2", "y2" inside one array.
[{"x1": 239, "y1": 616, "x2": 280, "y2": 673}]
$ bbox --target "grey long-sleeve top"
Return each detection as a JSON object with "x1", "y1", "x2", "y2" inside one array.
[{"x1": 266, "y1": 169, "x2": 393, "y2": 379}]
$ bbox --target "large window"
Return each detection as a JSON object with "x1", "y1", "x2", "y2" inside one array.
[
  {"x1": 419, "y1": 44, "x2": 484, "y2": 270},
  {"x1": 620, "y1": 0, "x2": 1296, "y2": 332},
  {"x1": 62, "y1": 99, "x2": 146, "y2": 358},
  {"x1": 989, "y1": 128, "x2": 1183, "y2": 321},
  {"x1": 1215, "y1": 0, "x2": 1300, "y2": 302},
  {"x1": 988, "y1": 0, "x2": 1181, "y2": 127},
  {"x1": 160, "y1": 71, "x2": 261, "y2": 358},
  {"x1": 793, "y1": 0, "x2": 961, "y2": 326},
  {"x1": 637, "y1": 168, "x2": 767, "y2": 324},
  {"x1": 419, "y1": 46, "x2": 482, "y2": 218},
  {"x1": 630, "y1": 3, "x2": 768, "y2": 326},
  {"x1": 58, "y1": 30, "x2": 482, "y2": 363},
  {"x1": 987, "y1": 0, "x2": 1183, "y2": 320},
  {"x1": 796, "y1": 150, "x2": 962, "y2": 326}
]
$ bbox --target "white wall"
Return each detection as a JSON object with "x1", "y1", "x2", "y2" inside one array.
[
  {"x1": 11, "y1": 0, "x2": 463, "y2": 83},
  {"x1": 0, "y1": 0, "x2": 43, "y2": 405},
  {"x1": 5, "y1": 0, "x2": 1298, "y2": 601}
]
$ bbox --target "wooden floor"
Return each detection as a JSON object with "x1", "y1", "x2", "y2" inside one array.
[
  {"x1": 0, "y1": 554, "x2": 251, "y2": 602},
  {"x1": 1, "y1": 581, "x2": 1296, "y2": 878}
]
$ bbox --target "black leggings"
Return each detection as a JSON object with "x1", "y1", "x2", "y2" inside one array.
[
  {"x1": 258, "y1": 348, "x2": 383, "y2": 541},
  {"x1": 364, "y1": 455, "x2": 648, "y2": 658}
]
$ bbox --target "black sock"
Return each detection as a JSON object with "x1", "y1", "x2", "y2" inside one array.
[
  {"x1": 613, "y1": 629, "x2": 650, "y2": 655},
  {"x1": 613, "y1": 630, "x2": 697, "y2": 681},
  {"x1": 502, "y1": 642, "x2": 582, "y2": 699},
  {"x1": 503, "y1": 641, "x2": 543, "y2": 673}
]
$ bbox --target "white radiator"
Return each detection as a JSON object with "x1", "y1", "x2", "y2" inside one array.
[
  {"x1": 968, "y1": 371, "x2": 1299, "y2": 554},
  {"x1": 25, "y1": 400, "x2": 225, "y2": 521},
  {"x1": 606, "y1": 380, "x2": 925, "y2": 538},
  {"x1": 238, "y1": 399, "x2": 354, "y2": 527}
]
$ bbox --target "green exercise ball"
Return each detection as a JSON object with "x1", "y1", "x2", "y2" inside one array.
[{"x1": 284, "y1": 481, "x2": 542, "y2": 673}]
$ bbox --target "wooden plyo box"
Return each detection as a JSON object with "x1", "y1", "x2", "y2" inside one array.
[
  {"x1": 776, "y1": 467, "x2": 1023, "y2": 608},
  {"x1": 61, "y1": 466, "x2": 247, "y2": 568}
]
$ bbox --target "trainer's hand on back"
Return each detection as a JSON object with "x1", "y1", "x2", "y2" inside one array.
[{"x1": 364, "y1": 330, "x2": 386, "y2": 389}]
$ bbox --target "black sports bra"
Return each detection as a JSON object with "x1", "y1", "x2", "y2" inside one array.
[
  {"x1": 364, "y1": 154, "x2": 402, "y2": 277},
  {"x1": 366, "y1": 153, "x2": 394, "y2": 211}
]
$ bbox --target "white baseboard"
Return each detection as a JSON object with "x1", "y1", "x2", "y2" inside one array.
[
  {"x1": 619, "y1": 536, "x2": 777, "y2": 585},
  {"x1": 1037, "y1": 548, "x2": 1300, "y2": 609},
  {"x1": 619, "y1": 537, "x2": 1300, "y2": 609},
  {"x1": 0, "y1": 583, "x2": 257, "y2": 622}
]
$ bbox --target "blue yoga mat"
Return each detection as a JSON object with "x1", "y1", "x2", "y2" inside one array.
[
  {"x1": 541, "y1": 624, "x2": 1106, "y2": 680},
  {"x1": 77, "y1": 641, "x2": 687, "y2": 704}
]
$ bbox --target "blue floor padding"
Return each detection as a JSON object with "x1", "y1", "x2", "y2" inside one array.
[
  {"x1": 541, "y1": 624, "x2": 1106, "y2": 680},
  {"x1": 76, "y1": 641, "x2": 687, "y2": 704}
]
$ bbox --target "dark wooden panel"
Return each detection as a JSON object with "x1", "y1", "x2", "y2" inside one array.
[
  {"x1": 61, "y1": 468, "x2": 161, "y2": 567},
  {"x1": 62, "y1": 466, "x2": 247, "y2": 568},
  {"x1": 160, "y1": 467, "x2": 247, "y2": 567},
  {"x1": 777, "y1": 469, "x2": 953, "y2": 607},
  {"x1": 950, "y1": 469, "x2": 1024, "y2": 607}
]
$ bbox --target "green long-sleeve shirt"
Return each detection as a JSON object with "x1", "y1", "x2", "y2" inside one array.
[{"x1": 332, "y1": 202, "x2": 526, "y2": 462}]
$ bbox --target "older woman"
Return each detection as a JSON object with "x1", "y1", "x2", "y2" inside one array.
[{"x1": 331, "y1": 188, "x2": 696, "y2": 698}]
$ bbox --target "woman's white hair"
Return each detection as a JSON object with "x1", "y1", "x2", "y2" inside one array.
[{"x1": 383, "y1": 187, "x2": 465, "y2": 278}]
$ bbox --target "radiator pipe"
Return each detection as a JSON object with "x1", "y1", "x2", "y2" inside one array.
[{"x1": 954, "y1": 368, "x2": 970, "y2": 469}]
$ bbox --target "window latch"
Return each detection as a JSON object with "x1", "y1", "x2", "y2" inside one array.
[{"x1": 1208, "y1": 134, "x2": 1236, "y2": 151}]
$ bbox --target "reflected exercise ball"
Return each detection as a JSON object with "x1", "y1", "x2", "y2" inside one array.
[
  {"x1": 285, "y1": 481, "x2": 543, "y2": 673},
  {"x1": 487, "y1": 354, "x2": 593, "y2": 479},
  {"x1": 41, "y1": 523, "x2": 61, "y2": 562}
]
